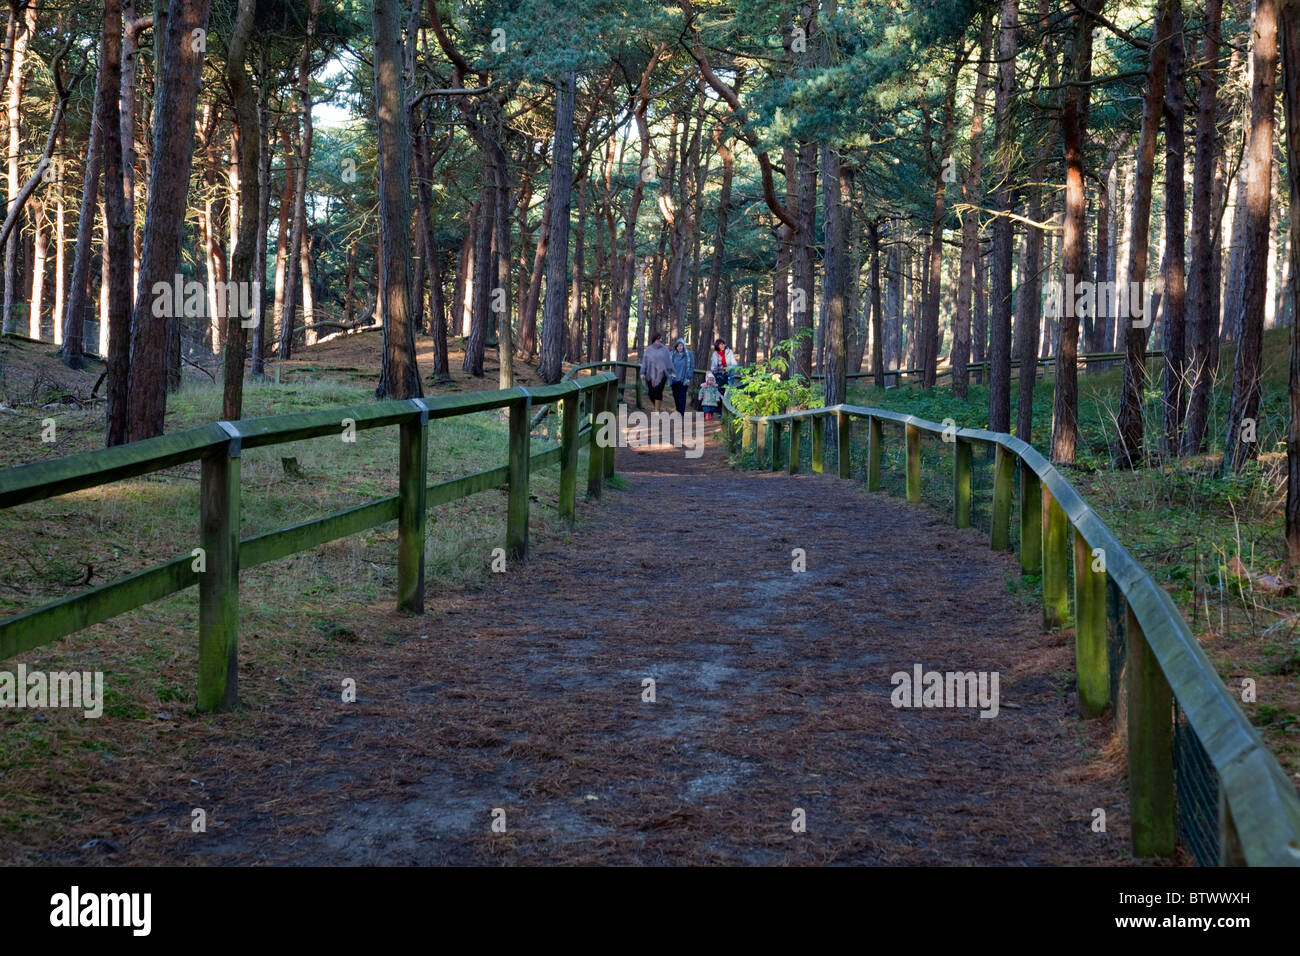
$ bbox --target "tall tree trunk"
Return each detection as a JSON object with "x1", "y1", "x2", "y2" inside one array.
[
  {"x1": 222, "y1": 0, "x2": 258, "y2": 420},
  {"x1": 126, "y1": 0, "x2": 211, "y2": 441},
  {"x1": 372, "y1": 0, "x2": 421, "y2": 398},
  {"x1": 278, "y1": 0, "x2": 318, "y2": 360},
  {"x1": 1114, "y1": 0, "x2": 1176, "y2": 466},
  {"x1": 697, "y1": 130, "x2": 733, "y2": 370},
  {"x1": 920, "y1": 51, "x2": 961, "y2": 388},
  {"x1": 821, "y1": 150, "x2": 850, "y2": 456},
  {"x1": 519, "y1": 190, "x2": 547, "y2": 358},
  {"x1": 27, "y1": 195, "x2": 42, "y2": 337},
  {"x1": 463, "y1": 172, "x2": 493, "y2": 377},
  {"x1": 101, "y1": 0, "x2": 131, "y2": 446},
  {"x1": 1281, "y1": 0, "x2": 1300, "y2": 563},
  {"x1": 251, "y1": 68, "x2": 271, "y2": 377},
  {"x1": 492, "y1": 135, "x2": 514, "y2": 388},
  {"x1": 1185, "y1": 0, "x2": 1225, "y2": 452},
  {"x1": 1, "y1": 2, "x2": 31, "y2": 334},
  {"x1": 1161, "y1": 3, "x2": 1188, "y2": 453},
  {"x1": 953, "y1": 10, "x2": 993, "y2": 399},
  {"x1": 988, "y1": 0, "x2": 1019, "y2": 433},
  {"x1": 1051, "y1": 0, "x2": 1101, "y2": 462},
  {"x1": 1224, "y1": 0, "x2": 1278, "y2": 472},
  {"x1": 414, "y1": 117, "x2": 449, "y2": 381},
  {"x1": 272, "y1": 125, "x2": 293, "y2": 342},
  {"x1": 869, "y1": 219, "x2": 885, "y2": 387}
]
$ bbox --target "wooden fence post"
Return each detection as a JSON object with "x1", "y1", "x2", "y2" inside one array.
[
  {"x1": 1020, "y1": 461, "x2": 1042, "y2": 575},
  {"x1": 603, "y1": 379, "x2": 617, "y2": 479},
  {"x1": 559, "y1": 386, "x2": 579, "y2": 525},
  {"x1": 771, "y1": 422, "x2": 783, "y2": 471},
  {"x1": 953, "y1": 438, "x2": 972, "y2": 529},
  {"x1": 838, "y1": 410, "x2": 852, "y2": 479},
  {"x1": 1073, "y1": 528, "x2": 1109, "y2": 717},
  {"x1": 867, "y1": 415, "x2": 881, "y2": 490},
  {"x1": 742, "y1": 420, "x2": 755, "y2": 458},
  {"x1": 811, "y1": 415, "x2": 824, "y2": 474},
  {"x1": 198, "y1": 428, "x2": 241, "y2": 713},
  {"x1": 1042, "y1": 486, "x2": 1070, "y2": 628},
  {"x1": 905, "y1": 424, "x2": 922, "y2": 503},
  {"x1": 586, "y1": 383, "x2": 604, "y2": 499},
  {"x1": 789, "y1": 418, "x2": 802, "y2": 474},
  {"x1": 507, "y1": 393, "x2": 532, "y2": 560},
  {"x1": 397, "y1": 403, "x2": 429, "y2": 612},
  {"x1": 1126, "y1": 603, "x2": 1176, "y2": 858},
  {"x1": 991, "y1": 444, "x2": 1013, "y2": 551}
]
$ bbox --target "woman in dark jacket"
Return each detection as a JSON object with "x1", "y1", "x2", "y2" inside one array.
[{"x1": 669, "y1": 339, "x2": 694, "y2": 415}]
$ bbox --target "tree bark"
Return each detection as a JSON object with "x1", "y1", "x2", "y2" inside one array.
[
  {"x1": 1184, "y1": 0, "x2": 1225, "y2": 453},
  {"x1": 1281, "y1": 0, "x2": 1300, "y2": 564},
  {"x1": 221, "y1": 0, "x2": 258, "y2": 421},
  {"x1": 1224, "y1": 0, "x2": 1278, "y2": 472},
  {"x1": 126, "y1": 0, "x2": 211, "y2": 441},
  {"x1": 1161, "y1": 3, "x2": 1188, "y2": 454},
  {"x1": 101, "y1": 0, "x2": 131, "y2": 446},
  {"x1": 1114, "y1": 0, "x2": 1176, "y2": 466},
  {"x1": 539, "y1": 71, "x2": 574, "y2": 383},
  {"x1": 1051, "y1": 0, "x2": 1101, "y2": 463},
  {"x1": 953, "y1": 11, "x2": 993, "y2": 399},
  {"x1": 372, "y1": 0, "x2": 421, "y2": 398},
  {"x1": 988, "y1": 0, "x2": 1019, "y2": 433}
]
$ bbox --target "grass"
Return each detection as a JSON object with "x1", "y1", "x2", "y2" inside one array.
[
  {"x1": 839, "y1": 328, "x2": 1300, "y2": 788},
  {"x1": 0, "y1": 372, "x2": 600, "y2": 853}
]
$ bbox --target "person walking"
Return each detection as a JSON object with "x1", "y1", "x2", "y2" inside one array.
[
  {"x1": 640, "y1": 332, "x2": 674, "y2": 413},
  {"x1": 670, "y1": 338, "x2": 694, "y2": 415},
  {"x1": 710, "y1": 338, "x2": 737, "y2": 394}
]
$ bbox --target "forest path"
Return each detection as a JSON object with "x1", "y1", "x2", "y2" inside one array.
[{"x1": 122, "y1": 420, "x2": 1136, "y2": 865}]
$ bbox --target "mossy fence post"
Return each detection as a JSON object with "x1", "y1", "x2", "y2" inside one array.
[
  {"x1": 811, "y1": 415, "x2": 824, "y2": 474},
  {"x1": 789, "y1": 418, "x2": 802, "y2": 474},
  {"x1": 198, "y1": 425, "x2": 242, "y2": 714},
  {"x1": 953, "y1": 438, "x2": 972, "y2": 529},
  {"x1": 1073, "y1": 527, "x2": 1109, "y2": 717},
  {"x1": 1041, "y1": 485, "x2": 1069, "y2": 628},
  {"x1": 397, "y1": 400, "x2": 429, "y2": 612},
  {"x1": 559, "y1": 385, "x2": 579, "y2": 525},
  {"x1": 867, "y1": 415, "x2": 882, "y2": 490},
  {"x1": 838, "y1": 410, "x2": 852, "y2": 479},
  {"x1": 1020, "y1": 460, "x2": 1042, "y2": 574},
  {"x1": 905, "y1": 423, "x2": 921, "y2": 503},
  {"x1": 991, "y1": 444, "x2": 1013, "y2": 551},
  {"x1": 603, "y1": 379, "x2": 617, "y2": 479},
  {"x1": 1126, "y1": 603, "x2": 1176, "y2": 858},
  {"x1": 507, "y1": 392, "x2": 532, "y2": 559}
]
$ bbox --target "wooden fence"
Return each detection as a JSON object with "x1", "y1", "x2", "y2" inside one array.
[
  {"x1": 0, "y1": 372, "x2": 619, "y2": 712},
  {"x1": 722, "y1": 396, "x2": 1300, "y2": 867}
]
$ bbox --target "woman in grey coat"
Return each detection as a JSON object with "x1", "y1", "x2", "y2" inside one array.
[{"x1": 669, "y1": 339, "x2": 694, "y2": 415}]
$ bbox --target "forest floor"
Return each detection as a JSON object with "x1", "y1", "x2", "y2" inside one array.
[{"x1": 3, "y1": 409, "x2": 1169, "y2": 865}]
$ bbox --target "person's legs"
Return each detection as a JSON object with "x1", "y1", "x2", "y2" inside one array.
[{"x1": 672, "y1": 382, "x2": 687, "y2": 415}]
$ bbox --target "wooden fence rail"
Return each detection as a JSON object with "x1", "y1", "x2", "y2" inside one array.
[
  {"x1": 721, "y1": 395, "x2": 1300, "y2": 867},
  {"x1": 0, "y1": 372, "x2": 619, "y2": 712}
]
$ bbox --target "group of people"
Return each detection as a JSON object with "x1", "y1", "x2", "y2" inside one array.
[{"x1": 640, "y1": 334, "x2": 738, "y2": 420}]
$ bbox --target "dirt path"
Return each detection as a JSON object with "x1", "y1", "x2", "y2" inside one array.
[{"x1": 50, "y1": 421, "x2": 1144, "y2": 866}]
